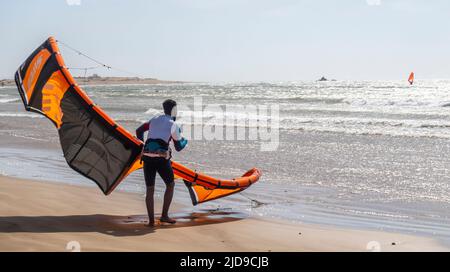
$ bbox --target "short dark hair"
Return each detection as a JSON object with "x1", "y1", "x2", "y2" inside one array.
[{"x1": 162, "y1": 99, "x2": 177, "y2": 115}]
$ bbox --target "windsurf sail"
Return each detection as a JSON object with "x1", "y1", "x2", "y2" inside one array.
[
  {"x1": 14, "y1": 37, "x2": 261, "y2": 204},
  {"x1": 408, "y1": 72, "x2": 414, "y2": 85}
]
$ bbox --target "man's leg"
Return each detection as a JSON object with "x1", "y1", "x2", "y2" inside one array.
[
  {"x1": 145, "y1": 186, "x2": 155, "y2": 226},
  {"x1": 161, "y1": 182, "x2": 175, "y2": 221},
  {"x1": 157, "y1": 159, "x2": 176, "y2": 223},
  {"x1": 143, "y1": 158, "x2": 157, "y2": 226}
]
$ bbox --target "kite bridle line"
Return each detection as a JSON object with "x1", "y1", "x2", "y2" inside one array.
[
  {"x1": 66, "y1": 67, "x2": 103, "y2": 83},
  {"x1": 240, "y1": 192, "x2": 266, "y2": 208},
  {"x1": 56, "y1": 39, "x2": 143, "y2": 78}
]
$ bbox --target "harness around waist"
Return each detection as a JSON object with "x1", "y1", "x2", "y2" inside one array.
[{"x1": 143, "y1": 138, "x2": 171, "y2": 158}]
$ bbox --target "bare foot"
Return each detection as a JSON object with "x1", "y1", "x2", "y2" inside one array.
[
  {"x1": 160, "y1": 217, "x2": 176, "y2": 224},
  {"x1": 147, "y1": 221, "x2": 155, "y2": 227}
]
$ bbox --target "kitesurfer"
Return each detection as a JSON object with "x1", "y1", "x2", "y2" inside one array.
[{"x1": 136, "y1": 99, "x2": 188, "y2": 226}]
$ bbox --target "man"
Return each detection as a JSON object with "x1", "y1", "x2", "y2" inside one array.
[{"x1": 136, "y1": 99, "x2": 188, "y2": 226}]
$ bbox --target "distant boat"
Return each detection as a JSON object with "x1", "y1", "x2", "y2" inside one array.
[
  {"x1": 317, "y1": 76, "x2": 328, "y2": 82},
  {"x1": 408, "y1": 72, "x2": 414, "y2": 85}
]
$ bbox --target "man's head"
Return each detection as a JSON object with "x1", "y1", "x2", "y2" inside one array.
[{"x1": 163, "y1": 99, "x2": 177, "y2": 120}]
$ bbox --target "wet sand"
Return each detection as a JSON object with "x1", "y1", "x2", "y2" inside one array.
[{"x1": 0, "y1": 176, "x2": 446, "y2": 252}]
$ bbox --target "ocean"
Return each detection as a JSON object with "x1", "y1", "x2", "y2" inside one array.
[{"x1": 2, "y1": 80, "x2": 450, "y2": 244}]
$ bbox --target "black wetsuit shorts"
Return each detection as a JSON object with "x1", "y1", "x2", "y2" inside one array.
[{"x1": 142, "y1": 156, "x2": 174, "y2": 187}]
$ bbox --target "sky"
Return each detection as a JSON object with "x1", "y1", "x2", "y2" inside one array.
[{"x1": 0, "y1": 0, "x2": 449, "y2": 82}]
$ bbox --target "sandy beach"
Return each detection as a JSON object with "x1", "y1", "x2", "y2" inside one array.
[{"x1": 0, "y1": 176, "x2": 446, "y2": 252}]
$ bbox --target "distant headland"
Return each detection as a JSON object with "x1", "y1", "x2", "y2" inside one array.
[{"x1": 0, "y1": 74, "x2": 186, "y2": 87}]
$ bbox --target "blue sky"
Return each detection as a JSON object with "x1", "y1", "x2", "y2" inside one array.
[{"x1": 0, "y1": 0, "x2": 449, "y2": 81}]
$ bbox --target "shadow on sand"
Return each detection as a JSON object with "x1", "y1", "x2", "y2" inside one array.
[{"x1": 0, "y1": 209, "x2": 246, "y2": 237}]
